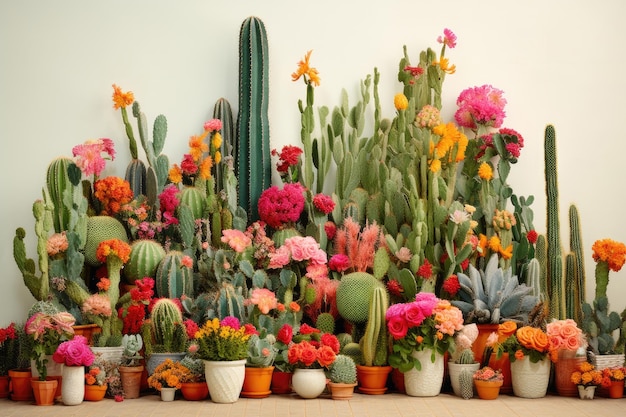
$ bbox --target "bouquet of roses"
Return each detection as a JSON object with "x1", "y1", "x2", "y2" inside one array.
[
  {"x1": 287, "y1": 328, "x2": 339, "y2": 369},
  {"x1": 496, "y1": 325, "x2": 552, "y2": 363},
  {"x1": 53, "y1": 335, "x2": 95, "y2": 367}
]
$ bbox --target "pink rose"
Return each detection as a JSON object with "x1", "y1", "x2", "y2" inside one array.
[
  {"x1": 404, "y1": 303, "x2": 426, "y2": 327},
  {"x1": 387, "y1": 316, "x2": 408, "y2": 340}
]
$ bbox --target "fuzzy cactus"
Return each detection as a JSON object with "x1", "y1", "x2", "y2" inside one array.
[
  {"x1": 341, "y1": 342, "x2": 362, "y2": 366},
  {"x1": 246, "y1": 334, "x2": 278, "y2": 368},
  {"x1": 315, "y1": 312, "x2": 336, "y2": 335},
  {"x1": 237, "y1": 16, "x2": 271, "y2": 221},
  {"x1": 336, "y1": 272, "x2": 381, "y2": 324},
  {"x1": 455, "y1": 349, "x2": 476, "y2": 365},
  {"x1": 154, "y1": 251, "x2": 194, "y2": 299},
  {"x1": 329, "y1": 354, "x2": 357, "y2": 384},
  {"x1": 83, "y1": 216, "x2": 129, "y2": 266}
]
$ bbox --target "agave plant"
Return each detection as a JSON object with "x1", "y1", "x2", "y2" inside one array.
[{"x1": 452, "y1": 254, "x2": 539, "y2": 324}]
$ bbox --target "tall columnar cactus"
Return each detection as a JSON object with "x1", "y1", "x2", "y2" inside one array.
[
  {"x1": 543, "y1": 125, "x2": 587, "y2": 321},
  {"x1": 360, "y1": 286, "x2": 389, "y2": 367},
  {"x1": 459, "y1": 368, "x2": 474, "y2": 399},
  {"x1": 46, "y1": 157, "x2": 75, "y2": 233},
  {"x1": 155, "y1": 251, "x2": 194, "y2": 299},
  {"x1": 212, "y1": 98, "x2": 236, "y2": 193},
  {"x1": 237, "y1": 16, "x2": 270, "y2": 222}
]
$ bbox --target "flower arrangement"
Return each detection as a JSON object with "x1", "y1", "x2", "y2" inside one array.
[
  {"x1": 52, "y1": 335, "x2": 95, "y2": 367},
  {"x1": 195, "y1": 317, "x2": 251, "y2": 361},
  {"x1": 386, "y1": 292, "x2": 464, "y2": 372},
  {"x1": 85, "y1": 361, "x2": 108, "y2": 386},
  {"x1": 0, "y1": 322, "x2": 18, "y2": 375},
  {"x1": 571, "y1": 361, "x2": 604, "y2": 388},
  {"x1": 24, "y1": 311, "x2": 75, "y2": 379},
  {"x1": 546, "y1": 318, "x2": 587, "y2": 359},
  {"x1": 601, "y1": 366, "x2": 626, "y2": 384},
  {"x1": 287, "y1": 332, "x2": 339, "y2": 370},
  {"x1": 496, "y1": 325, "x2": 552, "y2": 363},
  {"x1": 473, "y1": 366, "x2": 504, "y2": 382},
  {"x1": 147, "y1": 358, "x2": 188, "y2": 391}
]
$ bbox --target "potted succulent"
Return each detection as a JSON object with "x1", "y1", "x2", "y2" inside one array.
[
  {"x1": 241, "y1": 331, "x2": 278, "y2": 398},
  {"x1": 147, "y1": 358, "x2": 187, "y2": 401},
  {"x1": 327, "y1": 354, "x2": 357, "y2": 400},
  {"x1": 84, "y1": 356, "x2": 109, "y2": 401},
  {"x1": 178, "y1": 352, "x2": 208, "y2": 401},
  {"x1": 473, "y1": 366, "x2": 504, "y2": 400},
  {"x1": 0, "y1": 322, "x2": 19, "y2": 398},
  {"x1": 118, "y1": 334, "x2": 144, "y2": 399},
  {"x1": 141, "y1": 298, "x2": 189, "y2": 376},
  {"x1": 448, "y1": 324, "x2": 480, "y2": 398}
]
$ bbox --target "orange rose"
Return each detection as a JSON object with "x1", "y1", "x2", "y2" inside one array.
[
  {"x1": 530, "y1": 329, "x2": 550, "y2": 352},
  {"x1": 317, "y1": 345, "x2": 336, "y2": 368},
  {"x1": 514, "y1": 349, "x2": 525, "y2": 360},
  {"x1": 498, "y1": 321, "x2": 517, "y2": 338}
]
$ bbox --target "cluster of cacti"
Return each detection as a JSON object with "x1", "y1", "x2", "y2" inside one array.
[
  {"x1": 581, "y1": 297, "x2": 622, "y2": 355},
  {"x1": 237, "y1": 16, "x2": 271, "y2": 222},
  {"x1": 539, "y1": 125, "x2": 586, "y2": 321},
  {"x1": 459, "y1": 368, "x2": 474, "y2": 399},
  {"x1": 154, "y1": 250, "x2": 194, "y2": 299},
  {"x1": 145, "y1": 298, "x2": 188, "y2": 355},
  {"x1": 452, "y1": 253, "x2": 539, "y2": 324},
  {"x1": 328, "y1": 354, "x2": 357, "y2": 384},
  {"x1": 360, "y1": 286, "x2": 389, "y2": 367}
]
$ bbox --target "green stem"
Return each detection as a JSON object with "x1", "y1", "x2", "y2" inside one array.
[
  {"x1": 121, "y1": 107, "x2": 138, "y2": 159},
  {"x1": 595, "y1": 261, "x2": 610, "y2": 300}
]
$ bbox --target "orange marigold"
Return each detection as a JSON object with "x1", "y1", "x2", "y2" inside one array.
[
  {"x1": 592, "y1": 238, "x2": 626, "y2": 272},
  {"x1": 96, "y1": 239, "x2": 131, "y2": 264},
  {"x1": 112, "y1": 84, "x2": 134, "y2": 109}
]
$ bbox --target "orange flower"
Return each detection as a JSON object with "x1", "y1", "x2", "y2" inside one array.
[
  {"x1": 291, "y1": 50, "x2": 320, "y2": 86},
  {"x1": 516, "y1": 326, "x2": 549, "y2": 352},
  {"x1": 289, "y1": 302, "x2": 301, "y2": 312},
  {"x1": 592, "y1": 238, "x2": 626, "y2": 272},
  {"x1": 415, "y1": 335, "x2": 424, "y2": 344},
  {"x1": 112, "y1": 84, "x2": 134, "y2": 109},
  {"x1": 96, "y1": 239, "x2": 131, "y2": 264},
  {"x1": 498, "y1": 321, "x2": 517, "y2": 338},
  {"x1": 514, "y1": 349, "x2": 524, "y2": 360}
]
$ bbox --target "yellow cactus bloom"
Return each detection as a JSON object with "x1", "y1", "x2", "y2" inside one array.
[
  {"x1": 168, "y1": 165, "x2": 183, "y2": 184},
  {"x1": 478, "y1": 162, "x2": 493, "y2": 180},
  {"x1": 429, "y1": 158, "x2": 442, "y2": 173},
  {"x1": 394, "y1": 93, "x2": 409, "y2": 111},
  {"x1": 212, "y1": 132, "x2": 222, "y2": 149},
  {"x1": 433, "y1": 57, "x2": 456, "y2": 74}
]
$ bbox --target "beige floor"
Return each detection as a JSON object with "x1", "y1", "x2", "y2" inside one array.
[{"x1": 1, "y1": 391, "x2": 624, "y2": 417}]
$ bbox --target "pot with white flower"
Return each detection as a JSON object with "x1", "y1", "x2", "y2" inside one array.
[
  {"x1": 52, "y1": 335, "x2": 95, "y2": 405},
  {"x1": 241, "y1": 331, "x2": 278, "y2": 399},
  {"x1": 327, "y1": 354, "x2": 357, "y2": 400}
]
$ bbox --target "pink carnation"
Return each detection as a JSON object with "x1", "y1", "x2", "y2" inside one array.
[
  {"x1": 257, "y1": 183, "x2": 305, "y2": 229},
  {"x1": 454, "y1": 85, "x2": 507, "y2": 129},
  {"x1": 312, "y1": 194, "x2": 335, "y2": 214},
  {"x1": 328, "y1": 254, "x2": 350, "y2": 272},
  {"x1": 204, "y1": 118, "x2": 223, "y2": 132},
  {"x1": 220, "y1": 316, "x2": 241, "y2": 330}
]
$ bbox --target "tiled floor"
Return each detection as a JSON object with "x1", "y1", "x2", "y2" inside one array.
[{"x1": 1, "y1": 391, "x2": 624, "y2": 417}]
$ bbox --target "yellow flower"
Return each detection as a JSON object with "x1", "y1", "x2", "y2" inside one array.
[
  {"x1": 112, "y1": 84, "x2": 134, "y2": 109},
  {"x1": 488, "y1": 235, "x2": 501, "y2": 252},
  {"x1": 199, "y1": 157, "x2": 213, "y2": 180},
  {"x1": 214, "y1": 150, "x2": 222, "y2": 165},
  {"x1": 433, "y1": 57, "x2": 456, "y2": 74},
  {"x1": 168, "y1": 165, "x2": 183, "y2": 184},
  {"x1": 478, "y1": 162, "x2": 493, "y2": 180},
  {"x1": 394, "y1": 93, "x2": 408, "y2": 111},
  {"x1": 212, "y1": 132, "x2": 222, "y2": 149},
  {"x1": 429, "y1": 158, "x2": 441, "y2": 173},
  {"x1": 189, "y1": 132, "x2": 209, "y2": 162}
]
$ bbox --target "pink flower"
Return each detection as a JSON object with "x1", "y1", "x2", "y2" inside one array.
[
  {"x1": 394, "y1": 247, "x2": 412, "y2": 263},
  {"x1": 220, "y1": 316, "x2": 241, "y2": 330},
  {"x1": 257, "y1": 183, "x2": 305, "y2": 229},
  {"x1": 72, "y1": 138, "x2": 115, "y2": 177},
  {"x1": 221, "y1": 229, "x2": 252, "y2": 253},
  {"x1": 47, "y1": 232, "x2": 69, "y2": 256},
  {"x1": 204, "y1": 118, "x2": 222, "y2": 132},
  {"x1": 53, "y1": 336, "x2": 95, "y2": 366},
  {"x1": 454, "y1": 85, "x2": 507, "y2": 129},
  {"x1": 285, "y1": 236, "x2": 326, "y2": 265},
  {"x1": 305, "y1": 263, "x2": 328, "y2": 280},
  {"x1": 328, "y1": 254, "x2": 350, "y2": 272},
  {"x1": 183, "y1": 319, "x2": 199, "y2": 340},
  {"x1": 324, "y1": 221, "x2": 337, "y2": 240},
  {"x1": 387, "y1": 315, "x2": 409, "y2": 340},
  {"x1": 247, "y1": 288, "x2": 278, "y2": 314},
  {"x1": 437, "y1": 28, "x2": 457, "y2": 49}
]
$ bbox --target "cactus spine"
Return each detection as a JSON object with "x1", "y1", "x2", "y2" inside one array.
[
  {"x1": 148, "y1": 298, "x2": 187, "y2": 354},
  {"x1": 329, "y1": 354, "x2": 357, "y2": 384},
  {"x1": 46, "y1": 157, "x2": 74, "y2": 233},
  {"x1": 459, "y1": 368, "x2": 474, "y2": 399},
  {"x1": 237, "y1": 16, "x2": 271, "y2": 221},
  {"x1": 456, "y1": 349, "x2": 476, "y2": 365},
  {"x1": 360, "y1": 286, "x2": 389, "y2": 367}
]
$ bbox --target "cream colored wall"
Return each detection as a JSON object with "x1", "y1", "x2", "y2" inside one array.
[{"x1": 1, "y1": 0, "x2": 625, "y2": 325}]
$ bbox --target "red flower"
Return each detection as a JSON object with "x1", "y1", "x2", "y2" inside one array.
[
  {"x1": 299, "y1": 323, "x2": 320, "y2": 335},
  {"x1": 320, "y1": 333, "x2": 340, "y2": 354},
  {"x1": 324, "y1": 221, "x2": 337, "y2": 240},
  {"x1": 312, "y1": 194, "x2": 335, "y2": 214},
  {"x1": 317, "y1": 345, "x2": 336, "y2": 368},
  {"x1": 442, "y1": 275, "x2": 461, "y2": 296},
  {"x1": 328, "y1": 254, "x2": 350, "y2": 272},
  {"x1": 184, "y1": 319, "x2": 200, "y2": 339},
  {"x1": 277, "y1": 324, "x2": 293, "y2": 344},
  {"x1": 417, "y1": 259, "x2": 433, "y2": 279},
  {"x1": 386, "y1": 279, "x2": 404, "y2": 297},
  {"x1": 273, "y1": 145, "x2": 303, "y2": 173},
  {"x1": 257, "y1": 183, "x2": 305, "y2": 229},
  {"x1": 243, "y1": 323, "x2": 259, "y2": 336},
  {"x1": 526, "y1": 230, "x2": 538, "y2": 244}
]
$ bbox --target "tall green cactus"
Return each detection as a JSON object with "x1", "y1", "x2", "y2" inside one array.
[
  {"x1": 132, "y1": 101, "x2": 168, "y2": 201},
  {"x1": 213, "y1": 98, "x2": 236, "y2": 194},
  {"x1": 237, "y1": 16, "x2": 270, "y2": 221},
  {"x1": 148, "y1": 298, "x2": 187, "y2": 354},
  {"x1": 360, "y1": 286, "x2": 389, "y2": 366},
  {"x1": 155, "y1": 251, "x2": 194, "y2": 299},
  {"x1": 567, "y1": 204, "x2": 586, "y2": 322}
]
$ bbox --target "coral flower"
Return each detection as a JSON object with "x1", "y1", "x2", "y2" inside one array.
[{"x1": 291, "y1": 50, "x2": 320, "y2": 86}]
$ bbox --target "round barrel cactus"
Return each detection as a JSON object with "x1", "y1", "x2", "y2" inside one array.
[
  {"x1": 125, "y1": 239, "x2": 166, "y2": 284},
  {"x1": 83, "y1": 216, "x2": 129, "y2": 266},
  {"x1": 336, "y1": 271, "x2": 381, "y2": 324}
]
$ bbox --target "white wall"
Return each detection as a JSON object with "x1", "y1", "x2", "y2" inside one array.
[{"x1": 1, "y1": 0, "x2": 625, "y2": 325}]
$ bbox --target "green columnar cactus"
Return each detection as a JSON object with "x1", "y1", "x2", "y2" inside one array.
[
  {"x1": 155, "y1": 251, "x2": 194, "y2": 299},
  {"x1": 568, "y1": 204, "x2": 586, "y2": 322},
  {"x1": 341, "y1": 342, "x2": 363, "y2": 367},
  {"x1": 150, "y1": 298, "x2": 187, "y2": 353},
  {"x1": 237, "y1": 16, "x2": 270, "y2": 221},
  {"x1": 125, "y1": 239, "x2": 166, "y2": 284},
  {"x1": 360, "y1": 286, "x2": 389, "y2": 366},
  {"x1": 459, "y1": 368, "x2": 474, "y2": 399},
  {"x1": 329, "y1": 354, "x2": 357, "y2": 384},
  {"x1": 535, "y1": 234, "x2": 549, "y2": 302},
  {"x1": 212, "y1": 98, "x2": 236, "y2": 193},
  {"x1": 46, "y1": 157, "x2": 75, "y2": 233}
]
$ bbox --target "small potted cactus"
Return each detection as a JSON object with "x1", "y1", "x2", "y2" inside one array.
[
  {"x1": 448, "y1": 324, "x2": 480, "y2": 398},
  {"x1": 327, "y1": 354, "x2": 358, "y2": 400}
]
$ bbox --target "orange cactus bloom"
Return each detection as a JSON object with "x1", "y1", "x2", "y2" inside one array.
[{"x1": 112, "y1": 84, "x2": 134, "y2": 109}]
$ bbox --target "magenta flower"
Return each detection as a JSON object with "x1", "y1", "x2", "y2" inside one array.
[
  {"x1": 437, "y1": 28, "x2": 457, "y2": 49},
  {"x1": 328, "y1": 254, "x2": 350, "y2": 272},
  {"x1": 53, "y1": 335, "x2": 95, "y2": 367},
  {"x1": 72, "y1": 138, "x2": 116, "y2": 177},
  {"x1": 220, "y1": 316, "x2": 241, "y2": 330},
  {"x1": 257, "y1": 183, "x2": 305, "y2": 229},
  {"x1": 312, "y1": 194, "x2": 335, "y2": 214},
  {"x1": 454, "y1": 85, "x2": 507, "y2": 129}
]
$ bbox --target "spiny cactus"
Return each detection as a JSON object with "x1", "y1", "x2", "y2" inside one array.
[
  {"x1": 329, "y1": 354, "x2": 357, "y2": 384},
  {"x1": 46, "y1": 157, "x2": 76, "y2": 233},
  {"x1": 132, "y1": 100, "x2": 168, "y2": 199},
  {"x1": 581, "y1": 297, "x2": 622, "y2": 354},
  {"x1": 341, "y1": 342, "x2": 362, "y2": 366},
  {"x1": 456, "y1": 349, "x2": 476, "y2": 365},
  {"x1": 212, "y1": 98, "x2": 236, "y2": 193},
  {"x1": 336, "y1": 272, "x2": 382, "y2": 324},
  {"x1": 155, "y1": 251, "x2": 194, "y2": 299},
  {"x1": 452, "y1": 253, "x2": 538, "y2": 324},
  {"x1": 459, "y1": 368, "x2": 474, "y2": 399},
  {"x1": 83, "y1": 216, "x2": 129, "y2": 266},
  {"x1": 125, "y1": 239, "x2": 166, "y2": 285},
  {"x1": 315, "y1": 312, "x2": 336, "y2": 335},
  {"x1": 567, "y1": 204, "x2": 586, "y2": 322},
  {"x1": 360, "y1": 286, "x2": 389, "y2": 366},
  {"x1": 147, "y1": 298, "x2": 187, "y2": 354},
  {"x1": 237, "y1": 16, "x2": 271, "y2": 221}
]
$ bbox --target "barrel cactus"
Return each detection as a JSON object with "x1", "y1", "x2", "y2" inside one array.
[
  {"x1": 125, "y1": 239, "x2": 166, "y2": 284},
  {"x1": 149, "y1": 298, "x2": 187, "y2": 354},
  {"x1": 336, "y1": 272, "x2": 382, "y2": 324},
  {"x1": 329, "y1": 354, "x2": 357, "y2": 384},
  {"x1": 179, "y1": 186, "x2": 206, "y2": 220},
  {"x1": 155, "y1": 251, "x2": 194, "y2": 299},
  {"x1": 83, "y1": 216, "x2": 129, "y2": 266}
]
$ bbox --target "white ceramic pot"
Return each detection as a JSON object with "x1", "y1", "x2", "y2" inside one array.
[
  {"x1": 160, "y1": 387, "x2": 177, "y2": 402},
  {"x1": 291, "y1": 368, "x2": 327, "y2": 399},
  {"x1": 204, "y1": 359, "x2": 246, "y2": 403},
  {"x1": 510, "y1": 356, "x2": 551, "y2": 398},
  {"x1": 448, "y1": 361, "x2": 480, "y2": 397},
  {"x1": 61, "y1": 365, "x2": 84, "y2": 405},
  {"x1": 404, "y1": 349, "x2": 444, "y2": 397}
]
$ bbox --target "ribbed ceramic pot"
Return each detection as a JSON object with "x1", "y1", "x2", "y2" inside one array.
[
  {"x1": 510, "y1": 356, "x2": 551, "y2": 398},
  {"x1": 203, "y1": 359, "x2": 246, "y2": 403},
  {"x1": 404, "y1": 349, "x2": 444, "y2": 397}
]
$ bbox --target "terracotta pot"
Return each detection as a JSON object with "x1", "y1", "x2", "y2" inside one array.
[
  {"x1": 71, "y1": 324, "x2": 101, "y2": 346},
  {"x1": 474, "y1": 379, "x2": 503, "y2": 400},
  {"x1": 270, "y1": 370, "x2": 292, "y2": 394},
  {"x1": 0, "y1": 375, "x2": 9, "y2": 398},
  {"x1": 31, "y1": 378, "x2": 58, "y2": 406},
  {"x1": 119, "y1": 365, "x2": 144, "y2": 399},
  {"x1": 554, "y1": 350, "x2": 585, "y2": 397},
  {"x1": 84, "y1": 384, "x2": 108, "y2": 401},
  {"x1": 608, "y1": 379, "x2": 624, "y2": 399},
  {"x1": 472, "y1": 324, "x2": 500, "y2": 363},
  {"x1": 328, "y1": 382, "x2": 357, "y2": 400},
  {"x1": 180, "y1": 382, "x2": 209, "y2": 401},
  {"x1": 356, "y1": 365, "x2": 392, "y2": 395},
  {"x1": 8, "y1": 369, "x2": 33, "y2": 401},
  {"x1": 241, "y1": 366, "x2": 274, "y2": 398}
]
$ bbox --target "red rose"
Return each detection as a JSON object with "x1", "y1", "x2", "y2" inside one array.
[
  {"x1": 320, "y1": 333, "x2": 340, "y2": 354},
  {"x1": 317, "y1": 345, "x2": 336, "y2": 368},
  {"x1": 277, "y1": 324, "x2": 293, "y2": 345}
]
